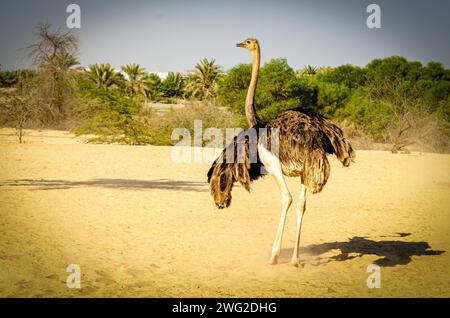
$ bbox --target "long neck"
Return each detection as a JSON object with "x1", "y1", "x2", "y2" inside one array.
[{"x1": 245, "y1": 47, "x2": 260, "y2": 127}]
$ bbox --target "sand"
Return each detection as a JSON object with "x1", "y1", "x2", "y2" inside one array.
[{"x1": 0, "y1": 128, "x2": 449, "y2": 297}]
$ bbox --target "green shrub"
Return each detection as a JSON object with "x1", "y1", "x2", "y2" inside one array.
[
  {"x1": 145, "y1": 102, "x2": 240, "y2": 146},
  {"x1": 75, "y1": 77, "x2": 152, "y2": 145},
  {"x1": 336, "y1": 89, "x2": 392, "y2": 141}
]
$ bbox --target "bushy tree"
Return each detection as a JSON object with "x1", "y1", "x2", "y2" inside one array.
[
  {"x1": 217, "y1": 63, "x2": 252, "y2": 113},
  {"x1": 318, "y1": 64, "x2": 366, "y2": 90},
  {"x1": 217, "y1": 55, "x2": 450, "y2": 152},
  {"x1": 218, "y1": 58, "x2": 315, "y2": 124},
  {"x1": 0, "y1": 78, "x2": 39, "y2": 143},
  {"x1": 315, "y1": 81, "x2": 350, "y2": 117},
  {"x1": 26, "y1": 23, "x2": 79, "y2": 122}
]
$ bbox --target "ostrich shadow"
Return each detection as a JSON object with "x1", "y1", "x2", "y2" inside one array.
[
  {"x1": 0, "y1": 178, "x2": 207, "y2": 192},
  {"x1": 280, "y1": 233, "x2": 445, "y2": 267}
]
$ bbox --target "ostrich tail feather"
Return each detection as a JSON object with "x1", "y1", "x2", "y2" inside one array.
[
  {"x1": 207, "y1": 129, "x2": 265, "y2": 207},
  {"x1": 321, "y1": 118, "x2": 356, "y2": 167}
]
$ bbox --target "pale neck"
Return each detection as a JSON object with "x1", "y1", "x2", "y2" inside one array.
[{"x1": 245, "y1": 47, "x2": 260, "y2": 127}]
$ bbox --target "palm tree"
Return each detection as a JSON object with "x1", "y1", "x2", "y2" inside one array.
[
  {"x1": 55, "y1": 52, "x2": 79, "y2": 72},
  {"x1": 121, "y1": 63, "x2": 146, "y2": 97},
  {"x1": 53, "y1": 52, "x2": 79, "y2": 88},
  {"x1": 160, "y1": 72, "x2": 184, "y2": 98},
  {"x1": 190, "y1": 58, "x2": 223, "y2": 102},
  {"x1": 86, "y1": 63, "x2": 123, "y2": 89},
  {"x1": 299, "y1": 65, "x2": 319, "y2": 76},
  {"x1": 142, "y1": 73, "x2": 163, "y2": 101},
  {"x1": 183, "y1": 74, "x2": 202, "y2": 100}
]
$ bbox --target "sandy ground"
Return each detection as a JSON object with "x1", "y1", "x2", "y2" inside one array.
[{"x1": 0, "y1": 128, "x2": 449, "y2": 297}]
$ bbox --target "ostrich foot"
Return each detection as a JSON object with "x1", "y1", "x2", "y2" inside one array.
[
  {"x1": 290, "y1": 257, "x2": 300, "y2": 267},
  {"x1": 268, "y1": 255, "x2": 278, "y2": 265}
]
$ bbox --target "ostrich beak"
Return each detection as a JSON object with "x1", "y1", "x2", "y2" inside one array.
[{"x1": 236, "y1": 42, "x2": 245, "y2": 48}]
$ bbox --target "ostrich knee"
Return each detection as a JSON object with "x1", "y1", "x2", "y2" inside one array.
[{"x1": 281, "y1": 193, "x2": 293, "y2": 207}]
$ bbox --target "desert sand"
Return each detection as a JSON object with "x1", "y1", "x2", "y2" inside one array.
[{"x1": 0, "y1": 128, "x2": 449, "y2": 297}]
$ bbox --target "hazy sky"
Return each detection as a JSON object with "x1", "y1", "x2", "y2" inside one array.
[{"x1": 1, "y1": 0, "x2": 449, "y2": 72}]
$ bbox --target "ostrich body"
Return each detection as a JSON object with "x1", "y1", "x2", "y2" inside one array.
[{"x1": 207, "y1": 39, "x2": 355, "y2": 265}]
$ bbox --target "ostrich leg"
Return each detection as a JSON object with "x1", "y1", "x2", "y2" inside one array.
[
  {"x1": 291, "y1": 184, "x2": 306, "y2": 266},
  {"x1": 258, "y1": 146, "x2": 292, "y2": 265}
]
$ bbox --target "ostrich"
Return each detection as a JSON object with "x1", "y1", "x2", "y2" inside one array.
[{"x1": 207, "y1": 39, "x2": 355, "y2": 265}]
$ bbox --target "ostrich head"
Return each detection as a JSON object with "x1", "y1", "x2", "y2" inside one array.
[{"x1": 236, "y1": 38, "x2": 259, "y2": 52}]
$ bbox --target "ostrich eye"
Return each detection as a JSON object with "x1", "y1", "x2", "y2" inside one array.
[{"x1": 246, "y1": 40, "x2": 250, "y2": 44}]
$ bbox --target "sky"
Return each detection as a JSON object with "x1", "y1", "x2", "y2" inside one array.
[{"x1": 0, "y1": 0, "x2": 449, "y2": 73}]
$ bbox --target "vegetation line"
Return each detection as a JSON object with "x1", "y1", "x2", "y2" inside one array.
[{"x1": 0, "y1": 23, "x2": 449, "y2": 152}]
